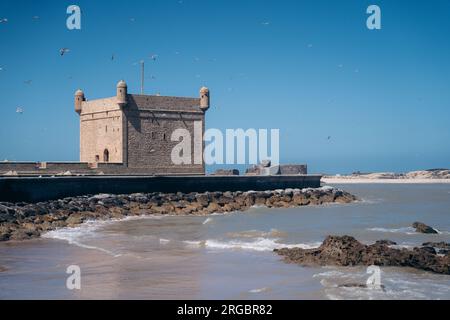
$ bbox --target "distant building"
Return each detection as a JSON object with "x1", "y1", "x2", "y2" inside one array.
[
  {"x1": 245, "y1": 161, "x2": 307, "y2": 176},
  {"x1": 75, "y1": 81, "x2": 210, "y2": 175}
]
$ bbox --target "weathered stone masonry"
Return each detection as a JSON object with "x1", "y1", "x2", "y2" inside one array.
[{"x1": 75, "y1": 81, "x2": 210, "y2": 175}]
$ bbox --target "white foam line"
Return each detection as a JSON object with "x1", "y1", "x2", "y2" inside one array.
[
  {"x1": 203, "y1": 217, "x2": 213, "y2": 225},
  {"x1": 249, "y1": 287, "x2": 270, "y2": 293},
  {"x1": 183, "y1": 238, "x2": 321, "y2": 252},
  {"x1": 367, "y1": 227, "x2": 417, "y2": 235},
  {"x1": 42, "y1": 220, "x2": 122, "y2": 257}
]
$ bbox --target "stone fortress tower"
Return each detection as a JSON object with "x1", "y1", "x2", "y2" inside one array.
[{"x1": 75, "y1": 81, "x2": 210, "y2": 175}]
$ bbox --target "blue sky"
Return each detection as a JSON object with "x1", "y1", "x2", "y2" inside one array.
[{"x1": 0, "y1": 0, "x2": 449, "y2": 174}]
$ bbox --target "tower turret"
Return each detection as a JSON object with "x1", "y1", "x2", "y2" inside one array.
[
  {"x1": 199, "y1": 87, "x2": 210, "y2": 111},
  {"x1": 117, "y1": 80, "x2": 127, "y2": 107},
  {"x1": 74, "y1": 89, "x2": 85, "y2": 114}
]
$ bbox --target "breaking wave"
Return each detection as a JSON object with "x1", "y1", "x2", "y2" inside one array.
[
  {"x1": 367, "y1": 227, "x2": 417, "y2": 235},
  {"x1": 249, "y1": 287, "x2": 270, "y2": 293},
  {"x1": 203, "y1": 217, "x2": 213, "y2": 225},
  {"x1": 183, "y1": 238, "x2": 321, "y2": 252},
  {"x1": 314, "y1": 267, "x2": 450, "y2": 300},
  {"x1": 42, "y1": 220, "x2": 122, "y2": 257},
  {"x1": 367, "y1": 226, "x2": 449, "y2": 235}
]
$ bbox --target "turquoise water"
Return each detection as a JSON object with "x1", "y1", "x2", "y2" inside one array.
[{"x1": 0, "y1": 184, "x2": 449, "y2": 299}]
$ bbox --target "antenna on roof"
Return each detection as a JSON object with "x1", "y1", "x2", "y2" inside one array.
[{"x1": 140, "y1": 60, "x2": 144, "y2": 94}]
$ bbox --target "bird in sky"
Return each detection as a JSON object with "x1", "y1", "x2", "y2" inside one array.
[
  {"x1": 24, "y1": 80, "x2": 32, "y2": 85},
  {"x1": 32, "y1": 16, "x2": 39, "y2": 20},
  {"x1": 0, "y1": 67, "x2": 4, "y2": 71},
  {"x1": 149, "y1": 54, "x2": 158, "y2": 61},
  {"x1": 0, "y1": 18, "x2": 8, "y2": 23},
  {"x1": 16, "y1": 107, "x2": 24, "y2": 114},
  {"x1": 111, "y1": 54, "x2": 115, "y2": 61},
  {"x1": 261, "y1": 21, "x2": 270, "y2": 26},
  {"x1": 327, "y1": 136, "x2": 331, "y2": 140},
  {"x1": 59, "y1": 48, "x2": 70, "y2": 56}
]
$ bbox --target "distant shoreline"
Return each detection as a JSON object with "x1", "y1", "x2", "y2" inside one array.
[
  {"x1": 322, "y1": 178, "x2": 450, "y2": 184},
  {"x1": 322, "y1": 169, "x2": 450, "y2": 184}
]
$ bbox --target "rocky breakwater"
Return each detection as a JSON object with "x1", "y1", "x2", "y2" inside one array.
[
  {"x1": 274, "y1": 235, "x2": 450, "y2": 275},
  {"x1": 0, "y1": 186, "x2": 356, "y2": 242}
]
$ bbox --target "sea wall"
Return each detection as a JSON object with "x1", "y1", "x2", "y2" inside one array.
[{"x1": 0, "y1": 175, "x2": 322, "y2": 203}]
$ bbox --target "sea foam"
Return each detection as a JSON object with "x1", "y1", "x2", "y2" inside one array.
[
  {"x1": 183, "y1": 237, "x2": 321, "y2": 252},
  {"x1": 42, "y1": 220, "x2": 122, "y2": 257}
]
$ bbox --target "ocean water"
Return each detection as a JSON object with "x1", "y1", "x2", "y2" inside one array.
[{"x1": 0, "y1": 184, "x2": 449, "y2": 299}]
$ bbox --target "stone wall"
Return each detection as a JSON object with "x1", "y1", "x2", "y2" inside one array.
[
  {"x1": 0, "y1": 162, "x2": 205, "y2": 176},
  {"x1": 0, "y1": 162, "x2": 39, "y2": 172},
  {"x1": 0, "y1": 162, "x2": 92, "y2": 175},
  {"x1": 0, "y1": 175, "x2": 322, "y2": 203},
  {"x1": 79, "y1": 97, "x2": 123, "y2": 164},
  {"x1": 124, "y1": 95, "x2": 204, "y2": 174},
  {"x1": 280, "y1": 164, "x2": 307, "y2": 175}
]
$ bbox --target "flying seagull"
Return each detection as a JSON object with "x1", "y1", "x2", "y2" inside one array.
[
  {"x1": 327, "y1": 136, "x2": 331, "y2": 140},
  {"x1": 149, "y1": 54, "x2": 158, "y2": 61},
  {"x1": 16, "y1": 107, "x2": 24, "y2": 114},
  {"x1": 0, "y1": 18, "x2": 8, "y2": 23},
  {"x1": 111, "y1": 54, "x2": 115, "y2": 61},
  {"x1": 261, "y1": 21, "x2": 270, "y2": 26},
  {"x1": 59, "y1": 48, "x2": 70, "y2": 56}
]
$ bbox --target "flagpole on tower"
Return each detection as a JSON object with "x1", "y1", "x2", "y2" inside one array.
[{"x1": 140, "y1": 60, "x2": 144, "y2": 94}]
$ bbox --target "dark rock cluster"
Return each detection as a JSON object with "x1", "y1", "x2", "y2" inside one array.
[
  {"x1": 0, "y1": 187, "x2": 356, "y2": 242},
  {"x1": 412, "y1": 221, "x2": 439, "y2": 234},
  {"x1": 274, "y1": 235, "x2": 450, "y2": 275}
]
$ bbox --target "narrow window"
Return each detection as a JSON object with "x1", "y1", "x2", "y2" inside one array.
[{"x1": 103, "y1": 149, "x2": 109, "y2": 162}]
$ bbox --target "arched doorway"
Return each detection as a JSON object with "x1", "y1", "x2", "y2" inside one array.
[{"x1": 103, "y1": 149, "x2": 109, "y2": 162}]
